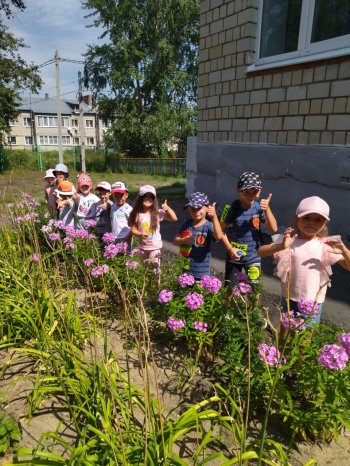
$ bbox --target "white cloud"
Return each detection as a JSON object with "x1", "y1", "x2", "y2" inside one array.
[{"x1": 7, "y1": 0, "x2": 103, "y2": 97}]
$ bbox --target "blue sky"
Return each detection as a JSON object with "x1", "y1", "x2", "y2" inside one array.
[{"x1": 8, "y1": 0, "x2": 103, "y2": 100}]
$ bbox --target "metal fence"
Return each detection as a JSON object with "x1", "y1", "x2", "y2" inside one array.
[{"x1": 112, "y1": 158, "x2": 186, "y2": 177}]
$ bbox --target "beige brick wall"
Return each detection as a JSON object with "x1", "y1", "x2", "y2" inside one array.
[{"x1": 198, "y1": 0, "x2": 350, "y2": 146}]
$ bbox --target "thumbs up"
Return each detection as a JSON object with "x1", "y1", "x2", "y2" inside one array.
[
  {"x1": 207, "y1": 202, "x2": 217, "y2": 219},
  {"x1": 260, "y1": 193, "x2": 272, "y2": 211}
]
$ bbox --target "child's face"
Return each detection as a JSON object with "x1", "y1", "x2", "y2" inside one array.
[
  {"x1": 55, "y1": 172, "x2": 67, "y2": 183},
  {"x1": 97, "y1": 188, "x2": 110, "y2": 202},
  {"x1": 46, "y1": 177, "x2": 55, "y2": 186},
  {"x1": 238, "y1": 188, "x2": 261, "y2": 207},
  {"x1": 113, "y1": 191, "x2": 128, "y2": 206},
  {"x1": 297, "y1": 213, "x2": 327, "y2": 238},
  {"x1": 188, "y1": 205, "x2": 208, "y2": 223},
  {"x1": 80, "y1": 184, "x2": 91, "y2": 196},
  {"x1": 142, "y1": 193, "x2": 155, "y2": 209}
]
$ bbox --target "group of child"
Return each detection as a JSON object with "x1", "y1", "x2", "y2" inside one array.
[{"x1": 44, "y1": 165, "x2": 350, "y2": 328}]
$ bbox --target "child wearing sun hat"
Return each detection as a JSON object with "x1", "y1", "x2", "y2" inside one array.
[{"x1": 56, "y1": 180, "x2": 76, "y2": 226}]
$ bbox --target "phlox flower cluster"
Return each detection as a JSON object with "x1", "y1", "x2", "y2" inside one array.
[
  {"x1": 103, "y1": 242, "x2": 128, "y2": 259},
  {"x1": 48, "y1": 232, "x2": 60, "y2": 241},
  {"x1": 178, "y1": 273, "x2": 195, "y2": 288},
  {"x1": 85, "y1": 219, "x2": 97, "y2": 228},
  {"x1": 318, "y1": 344, "x2": 349, "y2": 370},
  {"x1": 281, "y1": 312, "x2": 306, "y2": 331},
  {"x1": 185, "y1": 292, "x2": 204, "y2": 310},
  {"x1": 258, "y1": 343, "x2": 285, "y2": 367},
  {"x1": 126, "y1": 261, "x2": 139, "y2": 270},
  {"x1": 167, "y1": 317, "x2": 185, "y2": 331},
  {"x1": 234, "y1": 271, "x2": 249, "y2": 282},
  {"x1": 297, "y1": 299, "x2": 320, "y2": 316},
  {"x1": 91, "y1": 264, "x2": 109, "y2": 278},
  {"x1": 129, "y1": 248, "x2": 140, "y2": 257},
  {"x1": 232, "y1": 282, "x2": 252, "y2": 297},
  {"x1": 32, "y1": 253, "x2": 39, "y2": 263},
  {"x1": 193, "y1": 321, "x2": 208, "y2": 333},
  {"x1": 337, "y1": 333, "x2": 350, "y2": 356},
  {"x1": 102, "y1": 232, "x2": 116, "y2": 243},
  {"x1": 65, "y1": 242, "x2": 76, "y2": 250},
  {"x1": 200, "y1": 275, "x2": 222, "y2": 293},
  {"x1": 84, "y1": 258, "x2": 94, "y2": 267},
  {"x1": 158, "y1": 289, "x2": 173, "y2": 303},
  {"x1": 15, "y1": 212, "x2": 39, "y2": 224}
]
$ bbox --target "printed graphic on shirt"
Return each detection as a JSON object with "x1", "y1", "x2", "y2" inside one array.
[
  {"x1": 251, "y1": 215, "x2": 260, "y2": 229},
  {"x1": 195, "y1": 232, "x2": 207, "y2": 247}
]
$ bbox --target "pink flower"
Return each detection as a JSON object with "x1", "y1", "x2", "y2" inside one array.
[
  {"x1": 32, "y1": 253, "x2": 39, "y2": 263},
  {"x1": 103, "y1": 242, "x2": 126, "y2": 259},
  {"x1": 85, "y1": 219, "x2": 97, "y2": 228},
  {"x1": 84, "y1": 258, "x2": 94, "y2": 267},
  {"x1": 158, "y1": 289, "x2": 173, "y2": 303},
  {"x1": 258, "y1": 343, "x2": 285, "y2": 367},
  {"x1": 90, "y1": 264, "x2": 109, "y2": 278},
  {"x1": 178, "y1": 273, "x2": 195, "y2": 288},
  {"x1": 185, "y1": 292, "x2": 204, "y2": 310},
  {"x1": 65, "y1": 242, "x2": 76, "y2": 250},
  {"x1": 102, "y1": 232, "x2": 116, "y2": 243},
  {"x1": 193, "y1": 321, "x2": 208, "y2": 333},
  {"x1": 297, "y1": 299, "x2": 320, "y2": 316},
  {"x1": 318, "y1": 344, "x2": 349, "y2": 370},
  {"x1": 234, "y1": 271, "x2": 249, "y2": 282},
  {"x1": 281, "y1": 312, "x2": 306, "y2": 331},
  {"x1": 48, "y1": 233, "x2": 60, "y2": 241},
  {"x1": 232, "y1": 282, "x2": 252, "y2": 297},
  {"x1": 337, "y1": 333, "x2": 350, "y2": 356},
  {"x1": 129, "y1": 248, "x2": 140, "y2": 257},
  {"x1": 167, "y1": 317, "x2": 185, "y2": 331},
  {"x1": 200, "y1": 275, "x2": 222, "y2": 293},
  {"x1": 126, "y1": 261, "x2": 139, "y2": 270}
]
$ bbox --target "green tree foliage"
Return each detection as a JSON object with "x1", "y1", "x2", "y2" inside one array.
[
  {"x1": 83, "y1": 0, "x2": 199, "y2": 157},
  {"x1": 0, "y1": 1, "x2": 42, "y2": 144}
]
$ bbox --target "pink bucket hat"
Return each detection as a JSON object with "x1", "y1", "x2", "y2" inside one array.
[
  {"x1": 296, "y1": 196, "x2": 330, "y2": 221},
  {"x1": 77, "y1": 173, "x2": 92, "y2": 190}
]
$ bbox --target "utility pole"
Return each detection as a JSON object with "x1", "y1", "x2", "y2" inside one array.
[
  {"x1": 55, "y1": 50, "x2": 63, "y2": 163},
  {"x1": 78, "y1": 71, "x2": 86, "y2": 172}
]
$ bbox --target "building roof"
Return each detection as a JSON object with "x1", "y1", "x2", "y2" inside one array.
[{"x1": 17, "y1": 97, "x2": 95, "y2": 115}]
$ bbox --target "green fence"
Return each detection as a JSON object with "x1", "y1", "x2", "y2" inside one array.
[{"x1": 112, "y1": 158, "x2": 186, "y2": 177}]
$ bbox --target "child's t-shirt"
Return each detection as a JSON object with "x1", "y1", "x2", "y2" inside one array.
[
  {"x1": 272, "y1": 235, "x2": 342, "y2": 303},
  {"x1": 45, "y1": 185, "x2": 57, "y2": 211},
  {"x1": 136, "y1": 210, "x2": 166, "y2": 250},
  {"x1": 75, "y1": 193, "x2": 99, "y2": 229},
  {"x1": 177, "y1": 219, "x2": 214, "y2": 280},
  {"x1": 222, "y1": 200, "x2": 266, "y2": 264},
  {"x1": 91, "y1": 200, "x2": 113, "y2": 237},
  {"x1": 110, "y1": 203, "x2": 133, "y2": 239},
  {"x1": 58, "y1": 200, "x2": 75, "y2": 227}
]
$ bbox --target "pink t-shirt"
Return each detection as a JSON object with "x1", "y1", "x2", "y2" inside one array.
[
  {"x1": 273, "y1": 235, "x2": 342, "y2": 303},
  {"x1": 136, "y1": 210, "x2": 166, "y2": 250}
]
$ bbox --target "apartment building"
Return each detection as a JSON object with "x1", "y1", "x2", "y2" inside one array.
[
  {"x1": 192, "y1": 0, "x2": 350, "y2": 237},
  {"x1": 7, "y1": 94, "x2": 109, "y2": 151}
]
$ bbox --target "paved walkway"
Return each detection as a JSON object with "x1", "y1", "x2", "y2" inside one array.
[{"x1": 161, "y1": 206, "x2": 350, "y2": 331}]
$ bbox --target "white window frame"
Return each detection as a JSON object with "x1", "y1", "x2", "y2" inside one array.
[
  {"x1": 86, "y1": 137, "x2": 95, "y2": 145},
  {"x1": 73, "y1": 137, "x2": 80, "y2": 145},
  {"x1": 37, "y1": 116, "x2": 68, "y2": 127},
  {"x1": 71, "y1": 119, "x2": 79, "y2": 128},
  {"x1": 62, "y1": 136, "x2": 70, "y2": 145},
  {"x1": 25, "y1": 136, "x2": 33, "y2": 145},
  {"x1": 249, "y1": 0, "x2": 350, "y2": 72},
  {"x1": 23, "y1": 117, "x2": 32, "y2": 127},
  {"x1": 7, "y1": 136, "x2": 16, "y2": 145},
  {"x1": 39, "y1": 135, "x2": 58, "y2": 145},
  {"x1": 85, "y1": 119, "x2": 94, "y2": 128}
]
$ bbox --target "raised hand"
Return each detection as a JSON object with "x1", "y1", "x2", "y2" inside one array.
[
  {"x1": 260, "y1": 193, "x2": 272, "y2": 211},
  {"x1": 282, "y1": 227, "x2": 297, "y2": 249},
  {"x1": 207, "y1": 202, "x2": 217, "y2": 219},
  {"x1": 161, "y1": 199, "x2": 169, "y2": 211}
]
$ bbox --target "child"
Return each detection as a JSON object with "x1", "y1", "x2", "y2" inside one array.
[
  {"x1": 220, "y1": 171, "x2": 278, "y2": 287},
  {"x1": 173, "y1": 192, "x2": 224, "y2": 281},
  {"x1": 258, "y1": 196, "x2": 350, "y2": 328},
  {"x1": 56, "y1": 181, "x2": 75, "y2": 226},
  {"x1": 53, "y1": 163, "x2": 70, "y2": 185},
  {"x1": 74, "y1": 173, "x2": 99, "y2": 230},
  {"x1": 43, "y1": 168, "x2": 57, "y2": 213},
  {"x1": 110, "y1": 181, "x2": 133, "y2": 245},
  {"x1": 92, "y1": 181, "x2": 112, "y2": 240},
  {"x1": 128, "y1": 185, "x2": 177, "y2": 282}
]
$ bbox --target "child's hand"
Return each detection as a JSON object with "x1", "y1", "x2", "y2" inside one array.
[
  {"x1": 282, "y1": 227, "x2": 297, "y2": 249},
  {"x1": 56, "y1": 200, "x2": 65, "y2": 210},
  {"x1": 207, "y1": 202, "x2": 217, "y2": 219},
  {"x1": 324, "y1": 236, "x2": 346, "y2": 254},
  {"x1": 260, "y1": 193, "x2": 272, "y2": 211},
  {"x1": 161, "y1": 199, "x2": 169, "y2": 211},
  {"x1": 229, "y1": 248, "x2": 243, "y2": 261},
  {"x1": 72, "y1": 193, "x2": 78, "y2": 201},
  {"x1": 181, "y1": 231, "x2": 193, "y2": 245}
]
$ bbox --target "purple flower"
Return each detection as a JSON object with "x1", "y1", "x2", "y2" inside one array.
[
  {"x1": 281, "y1": 312, "x2": 306, "y2": 331},
  {"x1": 193, "y1": 321, "x2": 208, "y2": 333},
  {"x1": 32, "y1": 253, "x2": 39, "y2": 263},
  {"x1": 178, "y1": 273, "x2": 195, "y2": 288},
  {"x1": 200, "y1": 275, "x2": 222, "y2": 293},
  {"x1": 185, "y1": 292, "x2": 204, "y2": 310},
  {"x1": 258, "y1": 343, "x2": 285, "y2": 367},
  {"x1": 318, "y1": 344, "x2": 349, "y2": 370},
  {"x1": 44, "y1": 213, "x2": 50, "y2": 219},
  {"x1": 167, "y1": 317, "x2": 185, "y2": 331},
  {"x1": 84, "y1": 258, "x2": 94, "y2": 267},
  {"x1": 102, "y1": 232, "x2": 116, "y2": 243},
  {"x1": 65, "y1": 242, "x2": 76, "y2": 250},
  {"x1": 15, "y1": 216, "x2": 23, "y2": 223},
  {"x1": 85, "y1": 219, "x2": 97, "y2": 228},
  {"x1": 103, "y1": 242, "x2": 126, "y2": 259},
  {"x1": 90, "y1": 264, "x2": 109, "y2": 278},
  {"x1": 126, "y1": 261, "x2": 139, "y2": 270},
  {"x1": 234, "y1": 271, "x2": 249, "y2": 282},
  {"x1": 297, "y1": 299, "x2": 320, "y2": 316},
  {"x1": 337, "y1": 333, "x2": 350, "y2": 356},
  {"x1": 158, "y1": 289, "x2": 173, "y2": 303},
  {"x1": 48, "y1": 233, "x2": 60, "y2": 241},
  {"x1": 41, "y1": 225, "x2": 52, "y2": 233},
  {"x1": 232, "y1": 282, "x2": 253, "y2": 297},
  {"x1": 129, "y1": 248, "x2": 140, "y2": 257}
]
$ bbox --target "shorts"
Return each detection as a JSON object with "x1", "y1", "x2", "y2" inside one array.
[
  {"x1": 139, "y1": 249, "x2": 161, "y2": 277},
  {"x1": 225, "y1": 261, "x2": 261, "y2": 286},
  {"x1": 281, "y1": 299, "x2": 323, "y2": 328}
]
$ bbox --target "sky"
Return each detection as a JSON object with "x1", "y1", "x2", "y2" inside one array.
[{"x1": 7, "y1": 0, "x2": 103, "y2": 101}]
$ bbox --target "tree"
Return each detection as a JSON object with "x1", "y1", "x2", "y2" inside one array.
[
  {"x1": 0, "y1": 1, "x2": 42, "y2": 144},
  {"x1": 83, "y1": 0, "x2": 199, "y2": 156}
]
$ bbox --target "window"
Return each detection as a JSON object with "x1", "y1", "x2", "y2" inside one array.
[
  {"x1": 39, "y1": 136, "x2": 58, "y2": 145},
  {"x1": 251, "y1": 0, "x2": 350, "y2": 70},
  {"x1": 86, "y1": 119, "x2": 94, "y2": 128},
  {"x1": 62, "y1": 136, "x2": 70, "y2": 145},
  {"x1": 7, "y1": 136, "x2": 16, "y2": 145},
  {"x1": 71, "y1": 119, "x2": 79, "y2": 128},
  {"x1": 73, "y1": 137, "x2": 80, "y2": 145},
  {"x1": 87, "y1": 137, "x2": 95, "y2": 145},
  {"x1": 100, "y1": 120, "x2": 110, "y2": 129},
  {"x1": 23, "y1": 117, "x2": 32, "y2": 127},
  {"x1": 25, "y1": 136, "x2": 33, "y2": 145},
  {"x1": 37, "y1": 116, "x2": 68, "y2": 127}
]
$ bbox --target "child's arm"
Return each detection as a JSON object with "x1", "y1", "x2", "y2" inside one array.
[
  {"x1": 260, "y1": 193, "x2": 278, "y2": 233},
  {"x1": 131, "y1": 224, "x2": 148, "y2": 240},
  {"x1": 324, "y1": 238, "x2": 350, "y2": 271},
  {"x1": 173, "y1": 229, "x2": 193, "y2": 245},
  {"x1": 207, "y1": 203, "x2": 223, "y2": 240},
  {"x1": 219, "y1": 208, "x2": 246, "y2": 260},
  {"x1": 161, "y1": 199, "x2": 177, "y2": 222},
  {"x1": 258, "y1": 227, "x2": 296, "y2": 257}
]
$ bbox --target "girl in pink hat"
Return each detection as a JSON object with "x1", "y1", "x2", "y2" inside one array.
[
  {"x1": 258, "y1": 196, "x2": 350, "y2": 331},
  {"x1": 74, "y1": 173, "x2": 99, "y2": 230}
]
